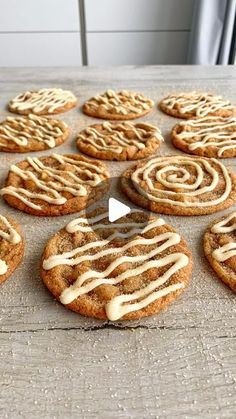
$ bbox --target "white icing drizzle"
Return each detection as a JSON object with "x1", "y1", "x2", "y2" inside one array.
[
  {"x1": 0, "y1": 114, "x2": 68, "y2": 148},
  {"x1": 10, "y1": 88, "x2": 77, "y2": 114},
  {"x1": 0, "y1": 215, "x2": 21, "y2": 275},
  {"x1": 43, "y1": 210, "x2": 189, "y2": 321},
  {"x1": 0, "y1": 154, "x2": 109, "y2": 210},
  {"x1": 131, "y1": 156, "x2": 232, "y2": 208},
  {"x1": 86, "y1": 90, "x2": 154, "y2": 115},
  {"x1": 211, "y1": 211, "x2": 236, "y2": 263},
  {"x1": 176, "y1": 116, "x2": 236, "y2": 157},
  {"x1": 0, "y1": 260, "x2": 7, "y2": 275},
  {"x1": 211, "y1": 211, "x2": 236, "y2": 233},
  {"x1": 78, "y1": 122, "x2": 163, "y2": 154},
  {"x1": 162, "y1": 91, "x2": 234, "y2": 117}
]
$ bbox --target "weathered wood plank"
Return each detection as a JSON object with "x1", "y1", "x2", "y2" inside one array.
[{"x1": 0, "y1": 66, "x2": 235, "y2": 419}]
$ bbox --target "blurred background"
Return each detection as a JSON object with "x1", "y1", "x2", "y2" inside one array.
[{"x1": 0, "y1": 0, "x2": 235, "y2": 66}]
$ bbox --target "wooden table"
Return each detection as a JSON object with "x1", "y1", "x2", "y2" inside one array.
[{"x1": 0, "y1": 66, "x2": 235, "y2": 419}]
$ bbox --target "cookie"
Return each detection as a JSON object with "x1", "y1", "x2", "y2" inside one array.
[
  {"x1": 76, "y1": 121, "x2": 164, "y2": 161},
  {"x1": 159, "y1": 91, "x2": 235, "y2": 119},
  {"x1": 0, "y1": 214, "x2": 24, "y2": 284},
  {"x1": 0, "y1": 114, "x2": 70, "y2": 153},
  {"x1": 82, "y1": 89, "x2": 154, "y2": 120},
  {"x1": 41, "y1": 207, "x2": 192, "y2": 320},
  {"x1": 8, "y1": 88, "x2": 77, "y2": 115},
  {"x1": 204, "y1": 211, "x2": 236, "y2": 293},
  {"x1": 121, "y1": 155, "x2": 236, "y2": 216},
  {"x1": 172, "y1": 116, "x2": 236, "y2": 158},
  {"x1": 0, "y1": 154, "x2": 110, "y2": 216}
]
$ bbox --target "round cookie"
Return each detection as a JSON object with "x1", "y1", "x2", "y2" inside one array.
[
  {"x1": 204, "y1": 211, "x2": 236, "y2": 293},
  {"x1": 121, "y1": 155, "x2": 236, "y2": 216},
  {"x1": 172, "y1": 116, "x2": 236, "y2": 158},
  {"x1": 41, "y1": 207, "x2": 192, "y2": 321},
  {"x1": 159, "y1": 91, "x2": 235, "y2": 119},
  {"x1": 8, "y1": 88, "x2": 77, "y2": 115},
  {"x1": 0, "y1": 114, "x2": 70, "y2": 153},
  {"x1": 76, "y1": 121, "x2": 164, "y2": 161},
  {"x1": 0, "y1": 154, "x2": 110, "y2": 216},
  {"x1": 0, "y1": 214, "x2": 24, "y2": 284},
  {"x1": 82, "y1": 89, "x2": 154, "y2": 120}
]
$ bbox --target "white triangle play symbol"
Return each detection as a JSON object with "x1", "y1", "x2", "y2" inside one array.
[{"x1": 108, "y1": 198, "x2": 131, "y2": 222}]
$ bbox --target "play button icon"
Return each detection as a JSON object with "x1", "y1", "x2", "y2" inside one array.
[
  {"x1": 108, "y1": 198, "x2": 130, "y2": 222},
  {"x1": 85, "y1": 175, "x2": 151, "y2": 240}
]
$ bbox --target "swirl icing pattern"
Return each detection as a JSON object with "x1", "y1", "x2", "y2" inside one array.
[
  {"x1": 77, "y1": 121, "x2": 163, "y2": 160},
  {"x1": 121, "y1": 155, "x2": 236, "y2": 215},
  {"x1": 160, "y1": 91, "x2": 235, "y2": 119},
  {"x1": 9, "y1": 88, "x2": 77, "y2": 115},
  {"x1": 41, "y1": 208, "x2": 191, "y2": 320},
  {"x1": 0, "y1": 114, "x2": 69, "y2": 152},
  {"x1": 172, "y1": 116, "x2": 236, "y2": 158}
]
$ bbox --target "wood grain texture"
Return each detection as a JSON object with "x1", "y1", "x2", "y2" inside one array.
[{"x1": 0, "y1": 66, "x2": 235, "y2": 419}]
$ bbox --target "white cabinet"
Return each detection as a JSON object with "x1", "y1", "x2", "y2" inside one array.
[
  {"x1": 0, "y1": 0, "x2": 81, "y2": 66},
  {"x1": 0, "y1": 0, "x2": 195, "y2": 66},
  {"x1": 0, "y1": 34, "x2": 81, "y2": 66},
  {"x1": 87, "y1": 32, "x2": 189, "y2": 65},
  {"x1": 85, "y1": 0, "x2": 194, "y2": 31},
  {"x1": 0, "y1": 0, "x2": 80, "y2": 32},
  {"x1": 85, "y1": 0, "x2": 195, "y2": 65}
]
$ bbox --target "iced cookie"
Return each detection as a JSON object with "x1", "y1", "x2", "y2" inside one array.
[
  {"x1": 76, "y1": 121, "x2": 164, "y2": 160},
  {"x1": 41, "y1": 207, "x2": 192, "y2": 320},
  {"x1": 0, "y1": 214, "x2": 24, "y2": 284},
  {"x1": 121, "y1": 155, "x2": 236, "y2": 216},
  {"x1": 204, "y1": 211, "x2": 236, "y2": 293},
  {"x1": 0, "y1": 154, "x2": 110, "y2": 216},
  {"x1": 8, "y1": 88, "x2": 77, "y2": 115},
  {"x1": 83, "y1": 90, "x2": 154, "y2": 120},
  {"x1": 172, "y1": 116, "x2": 236, "y2": 158},
  {"x1": 159, "y1": 92, "x2": 235, "y2": 119},
  {"x1": 0, "y1": 114, "x2": 70, "y2": 152}
]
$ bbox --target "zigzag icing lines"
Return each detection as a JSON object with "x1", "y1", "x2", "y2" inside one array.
[
  {"x1": 43, "y1": 210, "x2": 189, "y2": 320},
  {"x1": 211, "y1": 211, "x2": 236, "y2": 263},
  {"x1": 10, "y1": 88, "x2": 77, "y2": 113},
  {"x1": 78, "y1": 122, "x2": 163, "y2": 154},
  {"x1": 176, "y1": 116, "x2": 236, "y2": 157},
  {"x1": 162, "y1": 91, "x2": 234, "y2": 117},
  {"x1": 86, "y1": 90, "x2": 154, "y2": 115},
  {"x1": 0, "y1": 215, "x2": 21, "y2": 275},
  {"x1": 131, "y1": 156, "x2": 232, "y2": 208},
  {"x1": 0, "y1": 154, "x2": 109, "y2": 210},
  {"x1": 0, "y1": 114, "x2": 68, "y2": 148}
]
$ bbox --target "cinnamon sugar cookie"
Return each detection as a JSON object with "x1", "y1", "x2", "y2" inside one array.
[
  {"x1": 0, "y1": 114, "x2": 70, "y2": 153},
  {"x1": 8, "y1": 88, "x2": 77, "y2": 115},
  {"x1": 0, "y1": 154, "x2": 110, "y2": 216},
  {"x1": 0, "y1": 214, "x2": 24, "y2": 284},
  {"x1": 172, "y1": 116, "x2": 236, "y2": 158},
  {"x1": 204, "y1": 211, "x2": 236, "y2": 293},
  {"x1": 159, "y1": 92, "x2": 235, "y2": 119},
  {"x1": 121, "y1": 155, "x2": 236, "y2": 216},
  {"x1": 76, "y1": 121, "x2": 163, "y2": 161},
  {"x1": 41, "y1": 207, "x2": 192, "y2": 320},
  {"x1": 83, "y1": 90, "x2": 154, "y2": 120}
]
